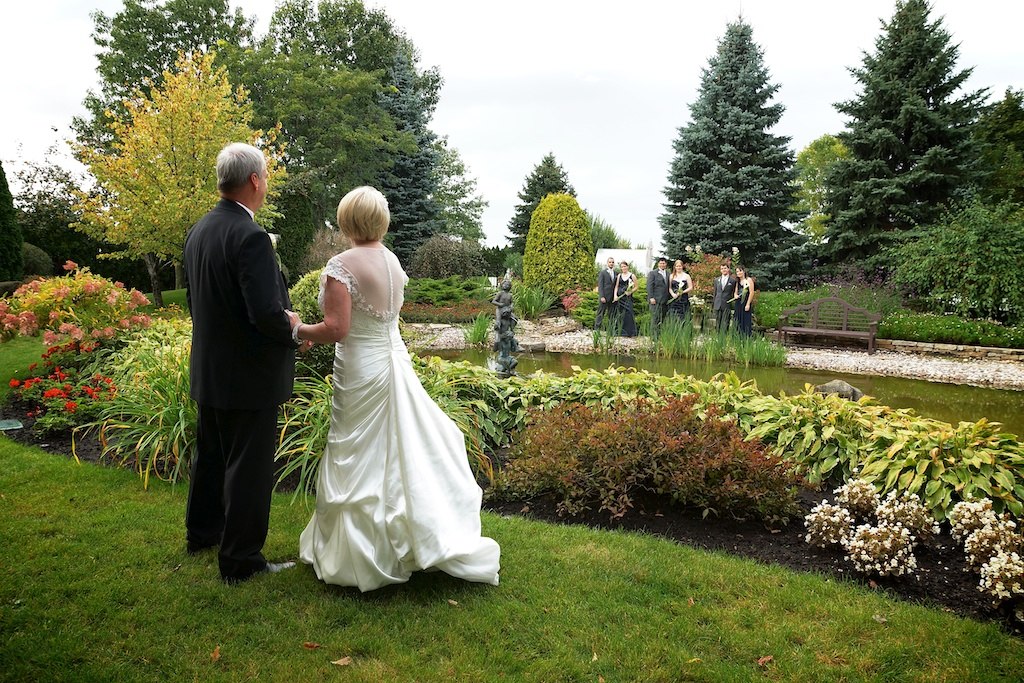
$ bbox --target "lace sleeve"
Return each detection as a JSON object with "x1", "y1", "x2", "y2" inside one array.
[{"x1": 319, "y1": 255, "x2": 357, "y2": 312}]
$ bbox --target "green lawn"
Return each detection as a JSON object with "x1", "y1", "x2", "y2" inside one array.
[
  {"x1": 2, "y1": 337, "x2": 1023, "y2": 680},
  {"x1": 1, "y1": 438, "x2": 1022, "y2": 681}
]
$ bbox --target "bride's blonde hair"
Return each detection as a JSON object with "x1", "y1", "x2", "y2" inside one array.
[{"x1": 337, "y1": 186, "x2": 390, "y2": 241}]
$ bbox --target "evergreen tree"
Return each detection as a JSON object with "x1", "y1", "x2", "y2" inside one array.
[
  {"x1": 823, "y1": 0, "x2": 984, "y2": 266},
  {"x1": 376, "y1": 48, "x2": 443, "y2": 265},
  {"x1": 974, "y1": 88, "x2": 1024, "y2": 205},
  {"x1": 523, "y1": 194, "x2": 593, "y2": 295},
  {"x1": 507, "y1": 153, "x2": 575, "y2": 253},
  {"x1": 659, "y1": 20, "x2": 797, "y2": 282},
  {"x1": 0, "y1": 160, "x2": 23, "y2": 281}
]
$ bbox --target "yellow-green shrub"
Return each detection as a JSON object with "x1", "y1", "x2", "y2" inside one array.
[{"x1": 522, "y1": 193, "x2": 594, "y2": 296}]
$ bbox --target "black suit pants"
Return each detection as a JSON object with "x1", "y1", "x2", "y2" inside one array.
[{"x1": 186, "y1": 403, "x2": 279, "y2": 581}]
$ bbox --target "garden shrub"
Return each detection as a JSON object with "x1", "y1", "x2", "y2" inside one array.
[
  {"x1": 523, "y1": 193, "x2": 594, "y2": 296},
  {"x1": 878, "y1": 310, "x2": 1024, "y2": 348},
  {"x1": 405, "y1": 276, "x2": 492, "y2": 306},
  {"x1": 0, "y1": 160, "x2": 22, "y2": 281},
  {"x1": 891, "y1": 200, "x2": 1024, "y2": 324},
  {"x1": 8, "y1": 346, "x2": 117, "y2": 434},
  {"x1": 0, "y1": 261, "x2": 151, "y2": 344},
  {"x1": 287, "y1": 268, "x2": 333, "y2": 379},
  {"x1": 21, "y1": 242, "x2": 52, "y2": 277},
  {"x1": 495, "y1": 395, "x2": 802, "y2": 524},
  {"x1": 804, "y1": 501, "x2": 854, "y2": 548},
  {"x1": 408, "y1": 235, "x2": 483, "y2": 279},
  {"x1": 842, "y1": 523, "x2": 918, "y2": 577}
]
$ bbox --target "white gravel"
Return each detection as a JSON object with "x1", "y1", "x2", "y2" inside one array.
[{"x1": 404, "y1": 320, "x2": 1024, "y2": 391}]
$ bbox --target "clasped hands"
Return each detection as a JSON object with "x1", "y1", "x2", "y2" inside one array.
[{"x1": 286, "y1": 310, "x2": 314, "y2": 353}]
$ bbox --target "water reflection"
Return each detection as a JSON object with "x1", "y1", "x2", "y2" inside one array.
[{"x1": 431, "y1": 349, "x2": 1024, "y2": 437}]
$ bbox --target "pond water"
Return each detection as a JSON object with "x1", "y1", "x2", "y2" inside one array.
[{"x1": 432, "y1": 349, "x2": 1024, "y2": 437}]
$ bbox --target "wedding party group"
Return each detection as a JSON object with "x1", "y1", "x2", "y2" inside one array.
[
  {"x1": 183, "y1": 142, "x2": 500, "y2": 590},
  {"x1": 594, "y1": 256, "x2": 756, "y2": 338}
]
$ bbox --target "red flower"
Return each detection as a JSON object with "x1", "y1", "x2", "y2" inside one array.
[
  {"x1": 43, "y1": 388, "x2": 66, "y2": 399},
  {"x1": 64, "y1": 401, "x2": 78, "y2": 413},
  {"x1": 8, "y1": 379, "x2": 19, "y2": 388},
  {"x1": 63, "y1": 260, "x2": 78, "y2": 272}
]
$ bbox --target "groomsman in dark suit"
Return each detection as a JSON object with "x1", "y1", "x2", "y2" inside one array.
[
  {"x1": 183, "y1": 143, "x2": 299, "y2": 583},
  {"x1": 594, "y1": 256, "x2": 617, "y2": 329},
  {"x1": 712, "y1": 263, "x2": 738, "y2": 333},
  {"x1": 647, "y1": 256, "x2": 670, "y2": 339}
]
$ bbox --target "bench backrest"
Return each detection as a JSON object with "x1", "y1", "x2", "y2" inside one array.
[{"x1": 779, "y1": 297, "x2": 880, "y2": 332}]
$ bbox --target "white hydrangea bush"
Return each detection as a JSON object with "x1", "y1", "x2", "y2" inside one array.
[
  {"x1": 833, "y1": 479, "x2": 880, "y2": 520},
  {"x1": 979, "y1": 550, "x2": 1024, "y2": 607},
  {"x1": 804, "y1": 501, "x2": 854, "y2": 548},
  {"x1": 964, "y1": 519, "x2": 1023, "y2": 571},
  {"x1": 843, "y1": 523, "x2": 918, "y2": 577},
  {"x1": 949, "y1": 499, "x2": 998, "y2": 544},
  {"x1": 876, "y1": 490, "x2": 940, "y2": 541}
]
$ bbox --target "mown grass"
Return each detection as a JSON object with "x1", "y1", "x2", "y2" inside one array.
[
  {"x1": 2, "y1": 337, "x2": 1023, "y2": 680},
  {"x1": 1, "y1": 439, "x2": 1022, "y2": 682}
]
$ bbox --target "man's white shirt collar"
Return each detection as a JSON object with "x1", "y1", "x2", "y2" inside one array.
[{"x1": 235, "y1": 201, "x2": 255, "y2": 219}]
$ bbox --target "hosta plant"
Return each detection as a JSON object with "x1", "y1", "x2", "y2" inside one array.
[
  {"x1": 804, "y1": 501, "x2": 854, "y2": 548},
  {"x1": 875, "y1": 490, "x2": 941, "y2": 542},
  {"x1": 843, "y1": 523, "x2": 918, "y2": 577}
]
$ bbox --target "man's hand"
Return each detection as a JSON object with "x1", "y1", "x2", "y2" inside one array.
[
  {"x1": 286, "y1": 309, "x2": 300, "y2": 329},
  {"x1": 298, "y1": 339, "x2": 314, "y2": 354},
  {"x1": 600, "y1": 297, "x2": 606, "y2": 304},
  {"x1": 649, "y1": 298, "x2": 657, "y2": 305}
]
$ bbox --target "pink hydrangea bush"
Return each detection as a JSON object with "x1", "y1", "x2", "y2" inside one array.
[{"x1": 0, "y1": 261, "x2": 151, "y2": 344}]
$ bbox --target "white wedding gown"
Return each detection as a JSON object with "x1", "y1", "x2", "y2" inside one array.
[{"x1": 298, "y1": 246, "x2": 500, "y2": 591}]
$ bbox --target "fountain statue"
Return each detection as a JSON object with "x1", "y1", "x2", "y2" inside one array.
[{"x1": 491, "y1": 279, "x2": 520, "y2": 377}]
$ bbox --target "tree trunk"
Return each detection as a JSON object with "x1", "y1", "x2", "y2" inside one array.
[
  {"x1": 144, "y1": 253, "x2": 163, "y2": 308},
  {"x1": 174, "y1": 261, "x2": 184, "y2": 290}
]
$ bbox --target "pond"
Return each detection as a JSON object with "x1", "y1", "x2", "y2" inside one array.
[{"x1": 433, "y1": 349, "x2": 1024, "y2": 437}]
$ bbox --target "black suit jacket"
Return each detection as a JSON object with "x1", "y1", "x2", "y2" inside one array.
[
  {"x1": 184, "y1": 199, "x2": 295, "y2": 410},
  {"x1": 647, "y1": 268, "x2": 670, "y2": 305},
  {"x1": 597, "y1": 268, "x2": 615, "y2": 302}
]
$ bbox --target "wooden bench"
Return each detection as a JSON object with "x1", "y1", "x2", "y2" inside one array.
[{"x1": 777, "y1": 297, "x2": 881, "y2": 354}]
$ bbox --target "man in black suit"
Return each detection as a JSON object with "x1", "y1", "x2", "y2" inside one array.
[
  {"x1": 712, "y1": 263, "x2": 737, "y2": 333},
  {"x1": 183, "y1": 143, "x2": 299, "y2": 583},
  {"x1": 594, "y1": 256, "x2": 617, "y2": 329},
  {"x1": 647, "y1": 257, "x2": 670, "y2": 339}
]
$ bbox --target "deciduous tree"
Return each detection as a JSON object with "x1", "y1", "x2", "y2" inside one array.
[
  {"x1": 72, "y1": 52, "x2": 283, "y2": 306},
  {"x1": 793, "y1": 134, "x2": 848, "y2": 243},
  {"x1": 0, "y1": 160, "x2": 23, "y2": 281}
]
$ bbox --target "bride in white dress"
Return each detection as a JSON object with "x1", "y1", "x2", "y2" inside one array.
[{"x1": 292, "y1": 186, "x2": 500, "y2": 591}]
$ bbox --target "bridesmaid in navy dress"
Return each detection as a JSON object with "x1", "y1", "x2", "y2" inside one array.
[
  {"x1": 612, "y1": 261, "x2": 638, "y2": 337},
  {"x1": 732, "y1": 266, "x2": 755, "y2": 336}
]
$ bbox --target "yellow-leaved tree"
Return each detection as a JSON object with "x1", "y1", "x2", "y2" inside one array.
[{"x1": 73, "y1": 51, "x2": 285, "y2": 306}]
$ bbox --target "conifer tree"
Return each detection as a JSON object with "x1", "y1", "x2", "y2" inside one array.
[
  {"x1": 376, "y1": 48, "x2": 443, "y2": 265},
  {"x1": 507, "y1": 154, "x2": 575, "y2": 254},
  {"x1": 0, "y1": 160, "x2": 23, "y2": 281},
  {"x1": 823, "y1": 0, "x2": 983, "y2": 266},
  {"x1": 659, "y1": 20, "x2": 797, "y2": 277},
  {"x1": 974, "y1": 88, "x2": 1024, "y2": 205}
]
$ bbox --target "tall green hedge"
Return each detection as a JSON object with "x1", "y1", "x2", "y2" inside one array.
[
  {"x1": 0, "y1": 160, "x2": 23, "y2": 281},
  {"x1": 523, "y1": 193, "x2": 594, "y2": 296}
]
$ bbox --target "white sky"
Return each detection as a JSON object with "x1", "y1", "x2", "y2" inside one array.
[{"x1": 2, "y1": 1, "x2": 1021, "y2": 249}]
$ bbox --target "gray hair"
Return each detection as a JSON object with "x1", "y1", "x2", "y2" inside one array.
[{"x1": 216, "y1": 143, "x2": 266, "y2": 193}]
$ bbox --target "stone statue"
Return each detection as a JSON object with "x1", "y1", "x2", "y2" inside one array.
[
  {"x1": 815, "y1": 379, "x2": 865, "y2": 401},
  {"x1": 491, "y1": 279, "x2": 519, "y2": 377}
]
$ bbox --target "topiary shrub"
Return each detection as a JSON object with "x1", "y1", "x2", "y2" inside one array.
[
  {"x1": 522, "y1": 193, "x2": 594, "y2": 296},
  {"x1": 22, "y1": 242, "x2": 53, "y2": 277},
  {"x1": 409, "y1": 234, "x2": 483, "y2": 279}
]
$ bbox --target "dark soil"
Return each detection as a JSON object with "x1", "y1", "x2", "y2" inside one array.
[{"x1": 3, "y1": 401, "x2": 1020, "y2": 637}]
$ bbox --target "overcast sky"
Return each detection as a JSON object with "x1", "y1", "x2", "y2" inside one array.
[{"x1": 2, "y1": 1, "x2": 1022, "y2": 250}]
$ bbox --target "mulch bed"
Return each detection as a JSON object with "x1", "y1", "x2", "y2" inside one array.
[{"x1": 3, "y1": 403, "x2": 1020, "y2": 637}]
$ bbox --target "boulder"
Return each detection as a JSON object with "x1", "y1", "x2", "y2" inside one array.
[{"x1": 815, "y1": 379, "x2": 865, "y2": 401}]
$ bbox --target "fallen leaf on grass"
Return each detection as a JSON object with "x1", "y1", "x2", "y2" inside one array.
[
  {"x1": 210, "y1": 646, "x2": 221, "y2": 663},
  {"x1": 171, "y1": 563, "x2": 181, "y2": 572},
  {"x1": 757, "y1": 655, "x2": 773, "y2": 667},
  {"x1": 447, "y1": 599, "x2": 459, "y2": 607},
  {"x1": 598, "y1": 676, "x2": 605, "y2": 683},
  {"x1": 688, "y1": 597, "x2": 695, "y2": 606},
  {"x1": 303, "y1": 642, "x2": 321, "y2": 650},
  {"x1": 687, "y1": 658, "x2": 702, "y2": 664},
  {"x1": 592, "y1": 652, "x2": 598, "y2": 662},
  {"x1": 331, "y1": 656, "x2": 353, "y2": 666},
  {"x1": 872, "y1": 614, "x2": 887, "y2": 624}
]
